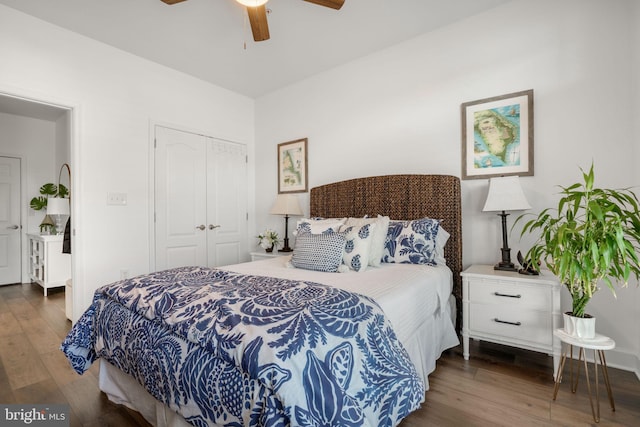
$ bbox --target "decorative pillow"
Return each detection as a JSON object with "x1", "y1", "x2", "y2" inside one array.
[
  {"x1": 382, "y1": 218, "x2": 441, "y2": 265},
  {"x1": 339, "y1": 222, "x2": 376, "y2": 272},
  {"x1": 290, "y1": 232, "x2": 347, "y2": 272},
  {"x1": 434, "y1": 226, "x2": 450, "y2": 266},
  {"x1": 295, "y1": 217, "x2": 346, "y2": 236},
  {"x1": 344, "y1": 216, "x2": 389, "y2": 267}
]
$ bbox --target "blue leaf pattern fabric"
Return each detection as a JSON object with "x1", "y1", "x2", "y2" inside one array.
[
  {"x1": 61, "y1": 266, "x2": 424, "y2": 427},
  {"x1": 382, "y1": 218, "x2": 441, "y2": 265},
  {"x1": 340, "y1": 223, "x2": 376, "y2": 272}
]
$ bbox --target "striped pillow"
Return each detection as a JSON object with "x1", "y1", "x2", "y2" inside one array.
[{"x1": 291, "y1": 232, "x2": 347, "y2": 272}]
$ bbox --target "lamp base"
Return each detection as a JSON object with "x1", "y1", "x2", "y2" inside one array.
[
  {"x1": 494, "y1": 261, "x2": 518, "y2": 272},
  {"x1": 279, "y1": 236, "x2": 293, "y2": 253}
]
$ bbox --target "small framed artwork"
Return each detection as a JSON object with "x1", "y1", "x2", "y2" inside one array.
[
  {"x1": 461, "y1": 89, "x2": 534, "y2": 180},
  {"x1": 277, "y1": 138, "x2": 308, "y2": 193}
]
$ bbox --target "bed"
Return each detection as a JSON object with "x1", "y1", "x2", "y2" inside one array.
[{"x1": 62, "y1": 174, "x2": 462, "y2": 427}]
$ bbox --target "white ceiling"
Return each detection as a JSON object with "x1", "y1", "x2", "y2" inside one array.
[{"x1": 0, "y1": 0, "x2": 511, "y2": 99}]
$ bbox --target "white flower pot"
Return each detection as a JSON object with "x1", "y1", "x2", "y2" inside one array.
[{"x1": 563, "y1": 312, "x2": 596, "y2": 339}]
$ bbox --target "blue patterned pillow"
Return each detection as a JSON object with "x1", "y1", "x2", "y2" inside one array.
[
  {"x1": 344, "y1": 216, "x2": 389, "y2": 267},
  {"x1": 340, "y1": 223, "x2": 376, "y2": 272},
  {"x1": 294, "y1": 217, "x2": 346, "y2": 235},
  {"x1": 291, "y1": 232, "x2": 347, "y2": 272},
  {"x1": 382, "y1": 218, "x2": 441, "y2": 265}
]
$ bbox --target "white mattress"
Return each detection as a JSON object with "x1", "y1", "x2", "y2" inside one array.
[{"x1": 99, "y1": 259, "x2": 459, "y2": 426}]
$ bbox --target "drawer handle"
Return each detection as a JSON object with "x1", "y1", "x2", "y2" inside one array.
[
  {"x1": 494, "y1": 292, "x2": 521, "y2": 299},
  {"x1": 494, "y1": 318, "x2": 522, "y2": 326}
]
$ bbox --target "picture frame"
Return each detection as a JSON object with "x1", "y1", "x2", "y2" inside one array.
[
  {"x1": 277, "y1": 138, "x2": 308, "y2": 193},
  {"x1": 461, "y1": 89, "x2": 534, "y2": 180}
]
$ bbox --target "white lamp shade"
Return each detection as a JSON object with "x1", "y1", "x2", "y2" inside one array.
[
  {"x1": 47, "y1": 197, "x2": 70, "y2": 216},
  {"x1": 270, "y1": 194, "x2": 303, "y2": 216},
  {"x1": 236, "y1": 0, "x2": 269, "y2": 6},
  {"x1": 483, "y1": 176, "x2": 531, "y2": 212}
]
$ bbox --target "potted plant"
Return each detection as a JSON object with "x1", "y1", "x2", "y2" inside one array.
[
  {"x1": 30, "y1": 183, "x2": 69, "y2": 234},
  {"x1": 257, "y1": 229, "x2": 280, "y2": 252},
  {"x1": 516, "y1": 164, "x2": 640, "y2": 338}
]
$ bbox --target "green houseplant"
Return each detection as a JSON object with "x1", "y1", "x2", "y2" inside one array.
[{"x1": 516, "y1": 164, "x2": 640, "y2": 337}]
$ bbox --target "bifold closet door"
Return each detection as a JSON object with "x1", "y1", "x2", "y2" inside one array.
[
  {"x1": 155, "y1": 127, "x2": 247, "y2": 271},
  {"x1": 155, "y1": 127, "x2": 208, "y2": 269},
  {"x1": 206, "y1": 138, "x2": 247, "y2": 267}
]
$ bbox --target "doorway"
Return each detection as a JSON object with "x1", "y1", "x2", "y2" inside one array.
[{"x1": 0, "y1": 94, "x2": 73, "y2": 303}]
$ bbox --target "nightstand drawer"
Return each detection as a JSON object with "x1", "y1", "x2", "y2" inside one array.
[
  {"x1": 469, "y1": 303, "x2": 552, "y2": 346},
  {"x1": 467, "y1": 279, "x2": 551, "y2": 311}
]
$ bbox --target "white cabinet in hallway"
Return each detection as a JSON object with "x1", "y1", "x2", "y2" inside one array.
[{"x1": 27, "y1": 233, "x2": 70, "y2": 296}]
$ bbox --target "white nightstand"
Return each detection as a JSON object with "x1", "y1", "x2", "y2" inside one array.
[
  {"x1": 461, "y1": 264, "x2": 561, "y2": 379},
  {"x1": 250, "y1": 251, "x2": 288, "y2": 261}
]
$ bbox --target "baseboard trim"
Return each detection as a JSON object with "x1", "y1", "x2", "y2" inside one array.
[{"x1": 564, "y1": 346, "x2": 638, "y2": 379}]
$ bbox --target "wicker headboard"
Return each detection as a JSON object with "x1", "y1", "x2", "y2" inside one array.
[{"x1": 310, "y1": 174, "x2": 462, "y2": 330}]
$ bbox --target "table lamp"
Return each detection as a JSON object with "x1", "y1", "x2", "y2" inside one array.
[
  {"x1": 270, "y1": 194, "x2": 303, "y2": 252},
  {"x1": 482, "y1": 176, "x2": 531, "y2": 271},
  {"x1": 47, "y1": 197, "x2": 70, "y2": 235}
]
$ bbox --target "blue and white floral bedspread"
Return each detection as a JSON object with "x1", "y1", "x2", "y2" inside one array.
[{"x1": 61, "y1": 266, "x2": 424, "y2": 427}]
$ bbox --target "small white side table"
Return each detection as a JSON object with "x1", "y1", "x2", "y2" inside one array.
[
  {"x1": 250, "y1": 251, "x2": 286, "y2": 261},
  {"x1": 552, "y1": 329, "x2": 615, "y2": 423}
]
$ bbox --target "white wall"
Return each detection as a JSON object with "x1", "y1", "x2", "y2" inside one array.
[
  {"x1": 0, "y1": 112, "x2": 57, "y2": 236},
  {"x1": 256, "y1": 0, "x2": 640, "y2": 374},
  {"x1": 0, "y1": 5, "x2": 256, "y2": 320},
  {"x1": 0, "y1": 112, "x2": 60, "y2": 285}
]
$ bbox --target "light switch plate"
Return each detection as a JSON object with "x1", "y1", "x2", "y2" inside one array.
[{"x1": 107, "y1": 192, "x2": 127, "y2": 206}]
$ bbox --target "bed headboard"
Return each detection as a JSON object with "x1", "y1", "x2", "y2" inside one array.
[{"x1": 310, "y1": 174, "x2": 462, "y2": 330}]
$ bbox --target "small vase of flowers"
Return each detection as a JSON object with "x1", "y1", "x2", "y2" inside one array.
[{"x1": 257, "y1": 229, "x2": 280, "y2": 252}]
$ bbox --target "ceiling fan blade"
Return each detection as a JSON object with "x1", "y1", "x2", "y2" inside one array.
[
  {"x1": 303, "y1": 0, "x2": 345, "y2": 10},
  {"x1": 160, "y1": 0, "x2": 189, "y2": 4},
  {"x1": 247, "y1": 5, "x2": 270, "y2": 42}
]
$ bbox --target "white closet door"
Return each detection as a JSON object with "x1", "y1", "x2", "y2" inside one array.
[
  {"x1": 206, "y1": 138, "x2": 248, "y2": 267},
  {"x1": 0, "y1": 156, "x2": 21, "y2": 285},
  {"x1": 155, "y1": 127, "x2": 207, "y2": 270},
  {"x1": 155, "y1": 127, "x2": 248, "y2": 271}
]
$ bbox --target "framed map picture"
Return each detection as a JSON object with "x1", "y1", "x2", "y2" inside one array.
[
  {"x1": 277, "y1": 138, "x2": 308, "y2": 193},
  {"x1": 461, "y1": 89, "x2": 534, "y2": 180}
]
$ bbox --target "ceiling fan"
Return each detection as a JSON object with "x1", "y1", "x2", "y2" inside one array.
[{"x1": 160, "y1": 0, "x2": 345, "y2": 42}]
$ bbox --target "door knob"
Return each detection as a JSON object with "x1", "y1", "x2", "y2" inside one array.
[
  {"x1": 209, "y1": 224, "x2": 221, "y2": 230},
  {"x1": 195, "y1": 225, "x2": 206, "y2": 231},
  {"x1": 6, "y1": 225, "x2": 19, "y2": 230}
]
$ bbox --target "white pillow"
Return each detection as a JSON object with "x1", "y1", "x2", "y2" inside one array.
[
  {"x1": 295, "y1": 218, "x2": 346, "y2": 235},
  {"x1": 339, "y1": 222, "x2": 376, "y2": 272},
  {"x1": 434, "y1": 226, "x2": 450, "y2": 266},
  {"x1": 344, "y1": 216, "x2": 389, "y2": 267}
]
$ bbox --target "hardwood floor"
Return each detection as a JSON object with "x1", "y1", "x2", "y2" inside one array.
[{"x1": 1, "y1": 282, "x2": 639, "y2": 426}]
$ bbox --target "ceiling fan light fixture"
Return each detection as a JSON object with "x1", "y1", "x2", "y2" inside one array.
[{"x1": 236, "y1": 0, "x2": 269, "y2": 6}]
